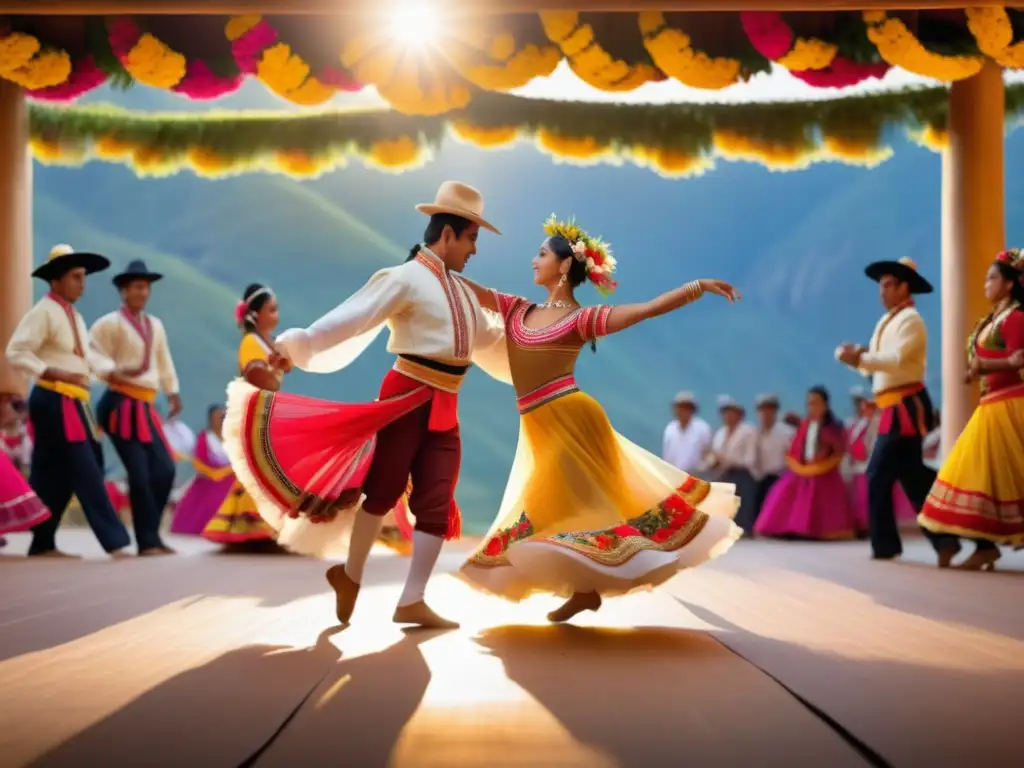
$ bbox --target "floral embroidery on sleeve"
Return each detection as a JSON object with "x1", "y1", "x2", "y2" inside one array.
[{"x1": 575, "y1": 305, "x2": 613, "y2": 343}]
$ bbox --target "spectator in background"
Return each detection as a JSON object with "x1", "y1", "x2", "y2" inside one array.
[
  {"x1": 705, "y1": 395, "x2": 759, "y2": 534},
  {"x1": 662, "y1": 391, "x2": 712, "y2": 475},
  {"x1": 752, "y1": 394, "x2": 795, "y2": 524},
  {"x1": 846, "y1": 386, "x2": 867, "y2": 431}
]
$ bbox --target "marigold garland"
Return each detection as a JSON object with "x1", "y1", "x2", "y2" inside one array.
[
  {"x1": 863, "y1": 10, "x2": 983, "y2": 82},
  {"x1": 226, "y1": 15, "x2": 357, "y2": 107},
  {"x1": 0, "y1": 29, "x2": 72, "y2": 91},
  {"x1": 966, "y1": 7, "x2": 1024, "y2": 70},
  {"x1": 444, "y1": 15, "x2": 561, "y2": 92},
  {"x1": 741, "y1": 12, "x2": 889, "y2": 88},
  {"x1": 638, "y1": 12, "x2": 745, "y2": 90},
  {"x1": 540, "y1": 11, "x2": 662, "y2": 92},
  {"x1": 27, "y1": 55, "x2": 107, "y2": 102},
  {"x1": 107, "y1": 17, "x2": 186, "y2": 90},
  {"x1": 450, "y1": 121, "x2": 520, "y2": 149}
]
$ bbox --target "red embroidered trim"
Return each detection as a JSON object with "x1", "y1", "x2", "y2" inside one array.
[
  {"x1": 510, "y1": 303, "x2": 582, "y2": 348},
  {"x1": 516, "y1": 374, "x2": 579, "y2": 413},
  {"x1": 46, "y1": 291, "x2": 85, "y2": 358},
  {"x1": 416, "y1": 253, "x2": 470, "y2": 360}
]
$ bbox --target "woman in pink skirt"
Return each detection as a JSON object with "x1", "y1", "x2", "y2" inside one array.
[
  {"x1": 846, "y1": 398, "x2": 917, "y2": 536},
  {"x1": 1, "y1": 395, "x2": 49, "y2": 545},
  {"x1": 171, "y1": 405, "x2": 235, "y2": 535},
  {"x1": 755, "y1": 386, "x2": 857, "y2": 540}
]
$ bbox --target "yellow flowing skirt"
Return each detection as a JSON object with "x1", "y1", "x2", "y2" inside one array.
[
  {"x1": 202, "y1": 480, "x2": 277, "y2": 544},
  {"x1": 459, "y1": 391, "x2": 742, "y2": 601},
  {"x1": 918, "y1": 386, "x2": 1024, "y2": 547}
]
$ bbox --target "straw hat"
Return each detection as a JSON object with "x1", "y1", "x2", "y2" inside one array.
[
  {"x1": 865, "y1": 256, "x2": 933, "y2": 295},
  {"x1": 672, "y1": 391, "x2": 697, "y2": 407},
  {"x1": 32, "y1": 244, "x2": 110, "y2": 282},
  {"x1": 415, "y1": 181, "x2": 500, "y2": 235}
]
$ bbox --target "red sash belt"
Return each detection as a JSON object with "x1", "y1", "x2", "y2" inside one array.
[
  {"x1": 389, "y1": 355, "x2": 468, "y2": 432},
  {"x1": 106, "y1": 384, "x2": 174, "y2": 456},
  {"x1": 875, "y1": 383, "x2": 927, "y2": 437},
  {"x1": 517, "y1": 375, "x2": 579, "y2": 414}
]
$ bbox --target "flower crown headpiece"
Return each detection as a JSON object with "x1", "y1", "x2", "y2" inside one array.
[
  {"x1": 543, "y1": 214, "x2": 618, "y2": 296},
  {"x1": 996, "y1": 248, "x2": 1024, "y2": 286},
  {"x1": 234, "y1": 286, "x2": 274, "y2": 327}
]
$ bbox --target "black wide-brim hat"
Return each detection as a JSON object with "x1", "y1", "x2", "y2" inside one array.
[
  {"x1": 113, "y1": 259, "x2": 163, "y2": 288},
  {"x1": 865, "y1": 257, "x2": 933, "y2": 295},
  {"x1": 32, "y1": 244, "x2": 110, "y2": 282}
]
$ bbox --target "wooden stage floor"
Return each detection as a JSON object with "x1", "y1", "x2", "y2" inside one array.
[{"x1": 1, "y1": 529, "x2": 1022, "y2": 768}]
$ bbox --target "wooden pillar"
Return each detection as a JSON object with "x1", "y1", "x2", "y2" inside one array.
[
  {"x1": 0, "y1": 79, "x2": 33, "y2": 398},
  {"x1": 940, "y1": 61, "x2": 1005, "y2": 458}
]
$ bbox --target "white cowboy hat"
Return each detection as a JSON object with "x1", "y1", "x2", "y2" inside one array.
[
  {"x1": 672, "y1": 391, "x2": 697, "y2": 406},
  {"x1": 415, "y1": 181, "x2": 501, "y2": 235}
]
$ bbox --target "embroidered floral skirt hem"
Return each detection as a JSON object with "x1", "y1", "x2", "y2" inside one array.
[
  {"x1": 753, "y1": 469, "x2": 857, "y2": 541},
  {"x1": 459, "y1": 391, "x2": 742, "y2": 602},
  {"x1": 220, "y1": 379, "x2": 419, "y2": 559},
  {"x1": 201, "y1": 481, "x2": 277, "y2": 544},
  {"x1": 0, "y1": 453, "x2": 50, "y2": 535},
  {"x1": 918, "y1": 388, "x2": 1024, "y2": 547}
]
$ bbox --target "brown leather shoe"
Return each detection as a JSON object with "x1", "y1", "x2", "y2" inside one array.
[
  {"x1": 547, "y1": 591, "x2": 602, "y2": 623},
  {"x1": 326, "y1": 564, "x2": 360, "y2": 624},
  {"x1": 393, "y1": 600, "x2": 459, "y2": 629},
  {"x1": 956, "y1": 548, "x2": 1001, "y2": 571}
]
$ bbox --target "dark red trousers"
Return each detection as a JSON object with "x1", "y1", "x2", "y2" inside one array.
[{"x1": 360, "y1": 373, "x2": 461, "y2": 538}]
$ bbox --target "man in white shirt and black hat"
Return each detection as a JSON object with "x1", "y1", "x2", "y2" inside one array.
[
  {"x1": 90, "y1": 259, "x2": 182, "y2": 556},
  {"x1": 705, "y1": 395, "x2": 758, "y2": 533},
  {"x1": 836, "y1": 256, "x2": 950, "y2": 562},
  {"x1": 752, "y1": 394, "x2": 795, "y2": 519},
  {"x1": 662, "y1": 391, "x2": 712, "y2": 475},
  {"x1": 4, "y1": 245, "x2": 132, "y2": 558}
]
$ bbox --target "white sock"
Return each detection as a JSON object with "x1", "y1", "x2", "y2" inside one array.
[
  {"x1": 397, "y1": 531, "x2": 443, "y2": 607},
  {"x1": 344, "y1": 509, "x2": 384, "y2": 584}
]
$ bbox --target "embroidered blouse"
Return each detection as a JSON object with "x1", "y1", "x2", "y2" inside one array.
[
  {"x1": 5, "y1": 293, "x2": 93, "y2": 379},
  {"x1": 970, "y1": 305, "x2": 1024, "y2": 396},
  {"x1": 89, "y1": 308, "x2": 179, "y2": 394},
  {"x1": 490, "y1": 291, "x2": 612, "y2": 398},
  {"x1": 857, "y1": 301, "x2": 928, "y2": 394},
  {"x1": 275, "y1": 248, "x2": 508, "y2": 383},
  {"x1": 239, "y1": 333, "x2": 284, "y2": 387},
  {"x1": 786, "y1": 419, "x2": 845, "y2": 477}
]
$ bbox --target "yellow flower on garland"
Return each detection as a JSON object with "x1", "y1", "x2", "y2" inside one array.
[
  {"x1": 450, "y1": 121, "x2": 520, "y2": 149},
  {"x1": 713, "y1": 129, "x2": 817, "y2": 171},
  {"x1": 123, "y1": 33, "x2": 187, "y2": 90},
  {"x1": 3, "y1": 48, "x2": 72, "y2": 90},
  {"x1": 966, "y1": 8, "x2": 1024, "y2": 70},
  {"x1": 863, "y1": 10, "x2": 982, "y2": 82},
  {"x1": 777, "y1": 38, "x2": 837, "y2": 72},
  {"x1": 638, "y1": 12, "x2": 742, "y2": 90},
  {"x1": 364, "y1": 136, "x2": 429, "y2": 172},
  {"x1": 627, "y1": 145, "x2": 713, "y2": 179},
  {"x1": 535, "y1": 129, "x2": 615, "y2": 166},
  {"x1": 0, "y1": 31, "x2": 40, "y2": 74},
  {"x1": 540, "y1": 11, "x2": 660, "y2": 92},
  {"x1": 444, "y1": 17, "x2": 561, "y2": 91}
]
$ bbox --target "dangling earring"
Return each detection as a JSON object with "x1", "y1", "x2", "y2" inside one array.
[{"x1": 559, "y1": 274, "x2": 568, "y2": 287}]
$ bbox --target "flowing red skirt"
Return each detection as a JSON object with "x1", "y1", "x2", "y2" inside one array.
[{"x1": 224, "y1": 374, "x2": 436, "y2": 535}]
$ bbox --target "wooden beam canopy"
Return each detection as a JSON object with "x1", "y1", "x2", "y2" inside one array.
[{"x1": 0, "y1": 1, "x2": 1012, "y2": 16}]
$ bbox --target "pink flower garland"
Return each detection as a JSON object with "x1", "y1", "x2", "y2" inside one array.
[
  {"x1": 109, "y1": 16, "x2": 242, "y2": 99},
  {"x1": 27, "y1": 55, "x2": 107, "y2": 102},
  {"x1": 230, "y1": 16, "x2": 362, "y2": 92},
  {"x1": 741, "y1": 11, "x2": 890, "y2": 89}
]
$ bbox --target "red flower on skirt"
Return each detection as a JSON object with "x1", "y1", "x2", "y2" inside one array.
[
  {"x1": 594, "y1": 534, "x2": 613, "y2": 550},
  {"x1": 612, "y1": 525, "x2": 641, "y2": 537},
  {"x1": 663, "y1": 494, "x2": 693, "y2": 514},
  {"x1": 651, "y1": 528, "x2": 674, "y2": 544},
  {"x1": 484, "y1": 537, "x2": 503, "y2": 557}
]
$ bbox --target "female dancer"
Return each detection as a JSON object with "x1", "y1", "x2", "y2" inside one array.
[
  {"x1": 171, "y1": 404, "x2": 235, "y2": 535},
  {"x1": 202, "y1": 285, "x2": 293, "y2": 551},
  {"x1": 918, "y1": 249, "x2": 1024, "y2": 570},
  {"x1": 1, "y1": 394, "x2": 50, "y2": 542},
  {"x1": 456, "y1": 216, "x2": 743, "y2": 622},
  {"x1": 754, "y1": 386, "x2": 857, "y2": 541}
]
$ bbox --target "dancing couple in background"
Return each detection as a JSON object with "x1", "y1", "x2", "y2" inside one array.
[{"x1": 223, "y1": 180, "x2": 744, "y2": 628}]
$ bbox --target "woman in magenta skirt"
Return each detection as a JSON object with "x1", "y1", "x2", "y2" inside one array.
[
  {"x1": 171, "y1": 405, "x2": 235, "y2": 535},
  {"x1": 755, "y1": 385, "x2": 857, "y2": 540}
]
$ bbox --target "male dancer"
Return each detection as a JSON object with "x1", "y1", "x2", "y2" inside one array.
[
  {"x1": 4, "y1": 245, "x2": 131, "y2": 558},
  {"x1": 836, "y1": 257, "x2": 942, "y2": 562},
  {"x1": 90, "y1": 260, "x2": 181, "y2": 556},
  {"x1": 274, "y1": 181, "x2": 506, "y2": 629}
]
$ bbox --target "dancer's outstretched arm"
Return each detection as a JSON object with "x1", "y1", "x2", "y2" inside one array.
[
  {"x1": 603, "y1": 279, "x2": 739, "y2": 336},
  {"x1": 457, "y1": 276, "x2": 500, "y2": 314}
]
